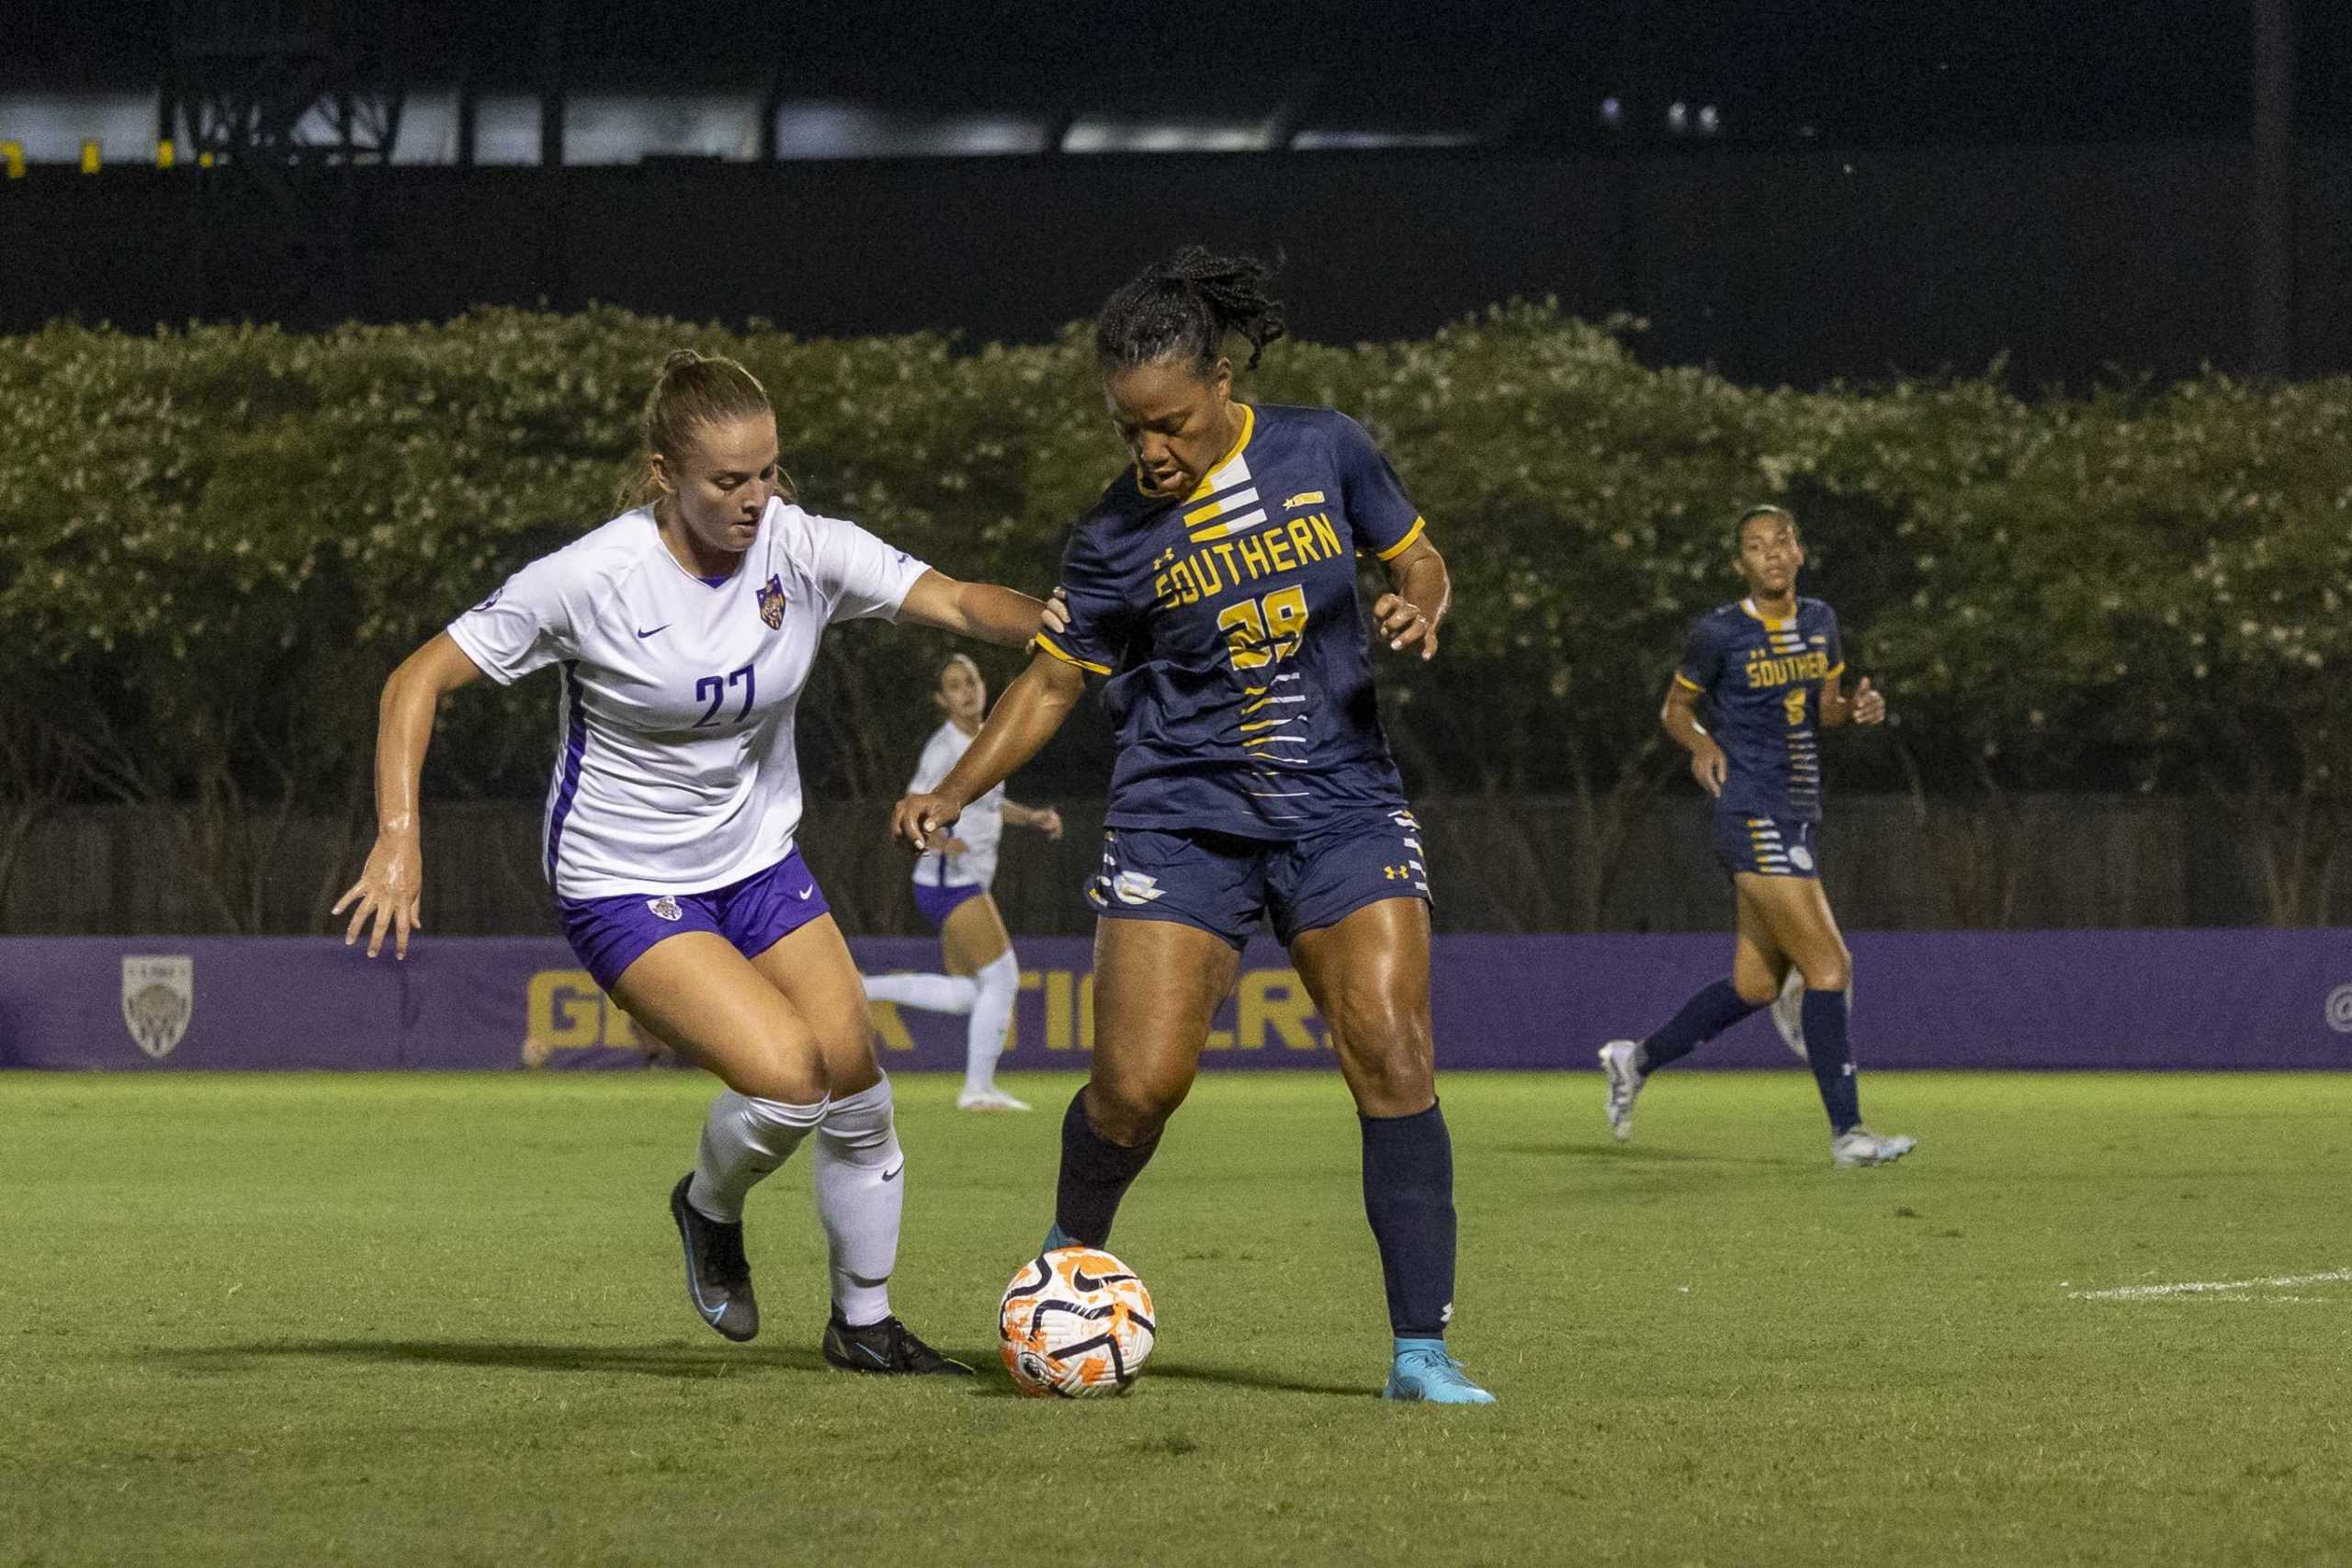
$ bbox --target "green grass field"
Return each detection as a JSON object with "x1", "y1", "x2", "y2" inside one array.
[{"x1": 5, "y1": 1070, "x2": 2349, "y2": 1567}]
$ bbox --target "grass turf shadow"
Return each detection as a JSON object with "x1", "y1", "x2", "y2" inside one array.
[
  {"x1": 159, "y1": 1340, "x2": 1369, "y2": 1400},
  {"x1": 960, "y1": 1359, "x2": 1367, "y2": 1401}
]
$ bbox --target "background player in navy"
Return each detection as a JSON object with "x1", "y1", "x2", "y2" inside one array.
[
  {"x1": 334, "y1": 351, "x2": 1050, "y2": 1372},
  {"x1": 1598, "y1": 505, "x2": 1917, "y2": 1167},
  {"x1": 892, "y1": 248, "x2": 1493, "y2": 1404}
]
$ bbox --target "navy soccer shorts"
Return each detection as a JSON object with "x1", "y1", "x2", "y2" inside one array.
[
  {"x1": 1085, "y1": 809, "x2": 1430, "y2": 950},
  {"x1": 1713, "y1": 813, "x2": 1821, "y2": 879}
]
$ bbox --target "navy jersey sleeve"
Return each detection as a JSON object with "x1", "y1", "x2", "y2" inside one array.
[
  {"x1": 1330, "y1": 414, "x2": 1427, "y2": 561},
  {"x1": 1675, "y1": 614, "x2": 1724, "y2": 694},
  {"x1": 1034, "y1": 521, "x2": 1131, "y2": 677}
]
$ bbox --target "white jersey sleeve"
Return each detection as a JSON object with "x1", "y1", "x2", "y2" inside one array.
[
  {"x1": 446, "y1": 554, "x2": 580, "y2": 685},
  {"x1": 907, "y1": 727, "x2": 961, "y2": 795},
  {"x1": 804, "y1": 512, "x2": 931, "y2": 625}
]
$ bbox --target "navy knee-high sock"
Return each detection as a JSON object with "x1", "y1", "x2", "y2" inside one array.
[
  {"x1": 1053, "y1": 1089, "x2": 1159, "y2": 1247},
  {"x1": 1800, "y1": 988, "x2": 1862, "y2": 1134},
  {"x1": 1360, "y1": 1101, "x2": 1457, "y2": 1339},
  {"x1": 1639, "y1": 978, "x2": 1764, "y2": 1072}
]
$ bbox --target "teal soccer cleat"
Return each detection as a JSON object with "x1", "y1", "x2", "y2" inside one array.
[
  {"x1": 1041, "y1": 1221, "x2": 1076, "y2": 1253},
  {"x1": 1383, "y1": 1338, "x2": 1496, "y2": 1405}
]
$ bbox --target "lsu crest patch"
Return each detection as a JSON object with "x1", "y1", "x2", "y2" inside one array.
[
  {"x1": 756, "y1": 574, "x2": 786, "y2": 630},
  {"x1": 647, "y1": 897, "x2": 684, "y2": 922},
  {"x1": 121, "y1": 954, "x2": 194, "y2": 1059}
]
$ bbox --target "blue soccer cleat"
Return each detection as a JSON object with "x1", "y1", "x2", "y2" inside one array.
[{"x1": 1383, "y1": 1338, "x2": 1496, "y2": 1405}]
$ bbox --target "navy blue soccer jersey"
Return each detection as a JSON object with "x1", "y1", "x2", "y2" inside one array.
[
  {"x1": 1035, "y1": 402, "x2": 1426, "y2": 840},
  {"x1": 1675, "y1": 597, "x2": 1845, "y2": 822}
]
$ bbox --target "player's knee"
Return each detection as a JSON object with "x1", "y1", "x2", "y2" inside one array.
[
  {"x1": 1332, "y1": 1008, "x2": 1434, "y2": 1108},
  {"x1": 722, "y1": 1045, "x2": 827, "y2": 1106},
  {"x1": 1797, "y1": 950, "x2": 1850, "y2": 992},
  {"x1": 1732, "y1": 973, "x2": 1782, "y2": 1008},
  {"x1": 1086, "y1": 1076, "x2": 1186, "y2": 1145}
]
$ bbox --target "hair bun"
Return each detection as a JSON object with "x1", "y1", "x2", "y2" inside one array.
[{"x1": 661, "y1": 348, "x2": 705, "y2": 375}]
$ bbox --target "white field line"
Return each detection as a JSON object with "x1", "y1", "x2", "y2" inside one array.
[{"x1": 2067, "y1": 1269, "x2": 2352, "y2": 1302}]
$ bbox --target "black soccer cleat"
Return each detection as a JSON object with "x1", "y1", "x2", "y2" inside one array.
[
  {"x1": 669, "y1": 1172, "x2": 759, "y2": 1343},
  {"x1": 821, "y1": 1314, "x2": 975, "y2": 1375}
]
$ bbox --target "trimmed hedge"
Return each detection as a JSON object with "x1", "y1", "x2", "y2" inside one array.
[{"x1": 3, "y1": 306, "x2": 2347, "y2": 925}]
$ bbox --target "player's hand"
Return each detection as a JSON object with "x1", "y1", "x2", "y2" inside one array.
[
  {"x1": 1850, "y1": 676, "x2": 1886, "y2": 726},
  {"x1": 1033, "y1": 806, "x2": 1064, "y2": 841},
  {"x1": 1690, "y1": 739, "x2": 1728, "y2": 798},
  {"x1": 332, "y1": 830, "x2": 425, "y2": 960},
  {"x1": 1373, "y1": 592, "x2": 1439, "y2": 660},
  {"x1": 1035, "y1": 586, "x2": 1072, "y2": 642},
  {"x1": 892, "y1": 792, "x2": 965, "y2": 854}
]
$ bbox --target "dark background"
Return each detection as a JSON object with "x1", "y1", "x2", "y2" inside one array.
[{"x1": 3, "y1": 1, "x2": 2340, "y2": 387}]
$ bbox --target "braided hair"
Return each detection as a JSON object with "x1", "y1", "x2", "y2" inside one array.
[{"x1": 1094, "y1": 246, "x2": 1288, "y2": 377}]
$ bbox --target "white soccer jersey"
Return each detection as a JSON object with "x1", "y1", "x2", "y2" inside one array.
[
  {"x1": 446, "y1": 499, "x2": 929, "y2": 900},
  {"x1": 907, "y1": 721, "x2": 1003, "y2": 890}
]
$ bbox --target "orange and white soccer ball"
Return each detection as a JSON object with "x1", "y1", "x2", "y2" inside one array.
[{"x1": 999, "y1": 1247, "x2": 1157, "y2": 1398}]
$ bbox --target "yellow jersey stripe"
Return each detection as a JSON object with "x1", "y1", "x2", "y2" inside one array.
[
  {"x1": 1183, "y1": 404, "x2": 1257, "y2": 502},
  {"x1": 1673, "y1": 671, "x2": 1705, "y2": 693},
  {"x1": 1374, "y1": 516, "x2": 1428, "y2": 562},
  {"x1": 1034, "y1": 633, "x2": 1111, "y2": 676}
]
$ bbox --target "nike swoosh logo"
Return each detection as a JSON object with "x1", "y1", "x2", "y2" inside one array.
[
  {"x1": 881, "y1": 1165, "x2": 903, "y2": 1182},
  {"x1": 796, "y1": 886, "x2": 814, "y2": 901},
  {"x1": 635, "y1": 625, "x2": 669, "y2": 638}
]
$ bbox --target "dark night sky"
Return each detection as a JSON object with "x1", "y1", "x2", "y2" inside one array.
[{"x1": 6, "y1": 1, "x2": 2343, "y2": 142}]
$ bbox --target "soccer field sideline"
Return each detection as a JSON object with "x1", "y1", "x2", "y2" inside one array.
[{"x1": 5, "y1": 1069, "x2": 2349, "y2": 1567}]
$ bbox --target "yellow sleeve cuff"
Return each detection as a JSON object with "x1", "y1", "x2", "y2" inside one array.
[
  {"x1": 1374, "y1": 516, "x2": 1428, "y2": 562},
  {"x1": 1825, "y1": 661, "x2": 1847, "y2": 681},
  {"x1": 1673, "y1": 671, "x2": 1705, "y2": 693},
  {"x1": 1035, "y1": 633, "x2": 1111, "y2": 676}
]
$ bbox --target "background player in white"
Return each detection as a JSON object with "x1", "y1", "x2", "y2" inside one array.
[
  {"x1": 334, "y1": 351, "x2": 1049, "y2": 1372},
  {"x1": 861, "y1": 653, "x2": 1064, "y2": 1112}
]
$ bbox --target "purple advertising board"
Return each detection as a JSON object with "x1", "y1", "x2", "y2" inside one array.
[{"x1": 2, "y1": 931, "x2": 2347, "y2": 1073}]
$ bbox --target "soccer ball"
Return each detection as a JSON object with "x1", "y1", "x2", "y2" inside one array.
[{"x1": 998, "y1": 1247, "x2": 1157, "y2": 1398}]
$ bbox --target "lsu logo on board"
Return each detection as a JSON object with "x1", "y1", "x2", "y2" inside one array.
[
  {"x1": 522, "y1": 968, "x2": 646, "y2": 1066},
  {"x1": 870, "y1": 966, "x2": 1326, "y2": 1056},
  {"x1": 120, "y1": 954, "x2": 193, "y2": 1059},
  {"x1": 756, "y1": 573, "x2": 786, "y2": 630}
]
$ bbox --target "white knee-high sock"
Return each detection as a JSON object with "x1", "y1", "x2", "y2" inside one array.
[
  {"x1": 963, "y1": 951, "x2": 1021, "y2": 1095},
  {"x1": 687, "y1": 1090, "x2": 829, "y2": 1224},
  {"x1": 862, "y1": 972, "x2": 978, "y2": 1014},
  {"x1": 813, "y1": 1077, "x2": 903, "y2": 1326}
]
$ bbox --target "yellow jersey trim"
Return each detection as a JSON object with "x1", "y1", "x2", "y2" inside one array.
[
  {"x1": 1673, "y1": 671, "x2": 1705, "y2": 693},
  {"x1": 1374, "y1": 516, "x2": 1428, "y2": 562},
  {"x1": 1035, "y1": 633, "x2": 1111, "y2": 676},
  {"x1": 1181, "y1": 403, "x2": 1257, "y2": 502},
  {"x1": 1739, "y1": 597, "x2": 1794, "y2": 631},
  {"x1": 1825, "y1": 661, "x2": 1847, "y2": 680}
]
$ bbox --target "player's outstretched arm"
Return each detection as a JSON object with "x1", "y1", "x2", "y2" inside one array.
[
  {"x1": 1661, "y1": 679, "x2": 1726, "y2": 796},
  {"x1": 893, "y1": 651, "x2": 1086, "y2": 853},
  {"x1": 1004, "y1": 800, "x2": 1065, "y2": 840},
  {"x1": 1372, "y1": 534, "x2": 1450, "y2": 660},
  {"x1": 332, "y1": 633, "x2": 485, "y2": 960},
  {"x1": 897, "y1": 570, "x2": 1048, "y2": 649}
]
